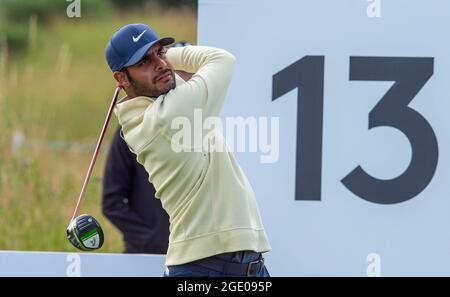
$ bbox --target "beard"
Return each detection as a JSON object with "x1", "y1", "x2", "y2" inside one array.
[{"x1": 128, "y1": 69, "x2": 176, "y2": 98}]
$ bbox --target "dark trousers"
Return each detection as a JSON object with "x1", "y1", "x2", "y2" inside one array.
[{"x1": 165, "y1": 251, "x2": 270, "y2": 277}]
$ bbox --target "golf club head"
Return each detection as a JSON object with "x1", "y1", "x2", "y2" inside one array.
[{"x1": 66, "y1": 214, "x2": 104, "y2": 251}]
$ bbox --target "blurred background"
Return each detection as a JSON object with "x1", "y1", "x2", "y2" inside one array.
[{"x1": 0, "y1": 0, "x2": 197, "y2": 252}]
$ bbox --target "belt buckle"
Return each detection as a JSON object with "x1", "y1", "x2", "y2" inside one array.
[{"x1": 246, "y1": 257, "x2": 264, "y2": 277}]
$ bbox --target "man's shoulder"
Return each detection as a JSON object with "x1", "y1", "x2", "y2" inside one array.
[
  {"x1": 115, "y1": 96, "x2": 156, "y2": 126},
  {"x1": 117, "y1": 98, "x2": 167, "y2": 154}
]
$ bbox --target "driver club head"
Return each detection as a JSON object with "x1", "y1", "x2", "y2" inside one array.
[{"x1": 66, "y1": 214, "x2": 104, "y2": 251}]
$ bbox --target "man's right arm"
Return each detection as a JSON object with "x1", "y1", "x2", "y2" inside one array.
[{"x1": 161, "y1": 45, "x2": 236, "y2": 121}]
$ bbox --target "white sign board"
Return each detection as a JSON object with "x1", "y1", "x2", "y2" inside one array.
[
  {"x1": 0, "y1": 251, "x2": 165, "y2": 277},
  {"x1": 198, "y1": 0, "x2": 450, "y2": 276}
]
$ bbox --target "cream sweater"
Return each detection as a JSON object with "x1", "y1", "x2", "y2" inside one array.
[{"x1": 115, "y1": 46, "x2": 271, "y2": 265}]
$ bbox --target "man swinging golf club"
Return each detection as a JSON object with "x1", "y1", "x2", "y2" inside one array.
[{"x1": 105, "y1": 23, "x2": 271, "y2": 277}]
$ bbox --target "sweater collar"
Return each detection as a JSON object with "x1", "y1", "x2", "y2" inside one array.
[{"x1": 114, "y1": 73, "x2": 185, "y2": 125}]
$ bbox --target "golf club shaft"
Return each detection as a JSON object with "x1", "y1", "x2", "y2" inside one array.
[{"x1": 71, "y1": 86, "x2": 121, "y2": 221}]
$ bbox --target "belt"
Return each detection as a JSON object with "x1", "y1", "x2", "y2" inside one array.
[{"x1": 193, "y1": 253, "x2": 265, "y2": 277}]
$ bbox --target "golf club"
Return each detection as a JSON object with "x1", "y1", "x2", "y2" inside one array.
[{"x1": 66, "y1": 85, "x2": 122, "y2": 251}]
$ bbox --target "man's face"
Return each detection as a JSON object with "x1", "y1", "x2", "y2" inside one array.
[{"x1": 121, "y1": 43, "x2": 176, "y2": 98}]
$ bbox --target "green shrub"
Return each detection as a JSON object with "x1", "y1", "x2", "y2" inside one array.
[
  {"x1": 0, "y1": 0, "x2": 113, "y2": 23},
  {"x1": 0, "y1": 0, "x2": 114, "y2": 52},
  {"x1": 0, "y1": 21, "x2": 28, "y2": 50}
]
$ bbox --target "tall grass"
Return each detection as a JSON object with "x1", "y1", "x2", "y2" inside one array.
[{"x1": 0, "y1": 7, "x2": 197, "y2": 252}]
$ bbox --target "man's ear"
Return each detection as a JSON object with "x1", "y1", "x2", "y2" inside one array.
[{"x1": 113, "y1": 71, "x2": 130, "y2": 88}]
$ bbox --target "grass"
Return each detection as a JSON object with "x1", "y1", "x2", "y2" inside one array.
[{"x1": 0, "y1": 6, "x2": 197, "y2": 252}]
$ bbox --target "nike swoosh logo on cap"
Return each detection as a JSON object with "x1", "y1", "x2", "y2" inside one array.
[{"x1": 132, "y1": 30, "x2": 147, "y2": 43}]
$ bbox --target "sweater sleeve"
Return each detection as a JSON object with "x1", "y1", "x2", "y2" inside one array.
[{"x1": 158, "y1": 45, "x2": 236, "y2": 125}]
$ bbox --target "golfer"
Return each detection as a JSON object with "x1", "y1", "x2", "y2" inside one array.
[{"x1": 105, "y1": 23, "x2": 271, "y2": 277}]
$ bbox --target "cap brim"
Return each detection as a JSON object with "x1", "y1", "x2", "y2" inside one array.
[{"x1": 123, "y1": 37, "x2": 175, "y2": 68}]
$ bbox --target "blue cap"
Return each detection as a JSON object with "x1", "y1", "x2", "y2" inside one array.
[{"x1": 105, "y1": 23, "x2": 174, "y2": 72}]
